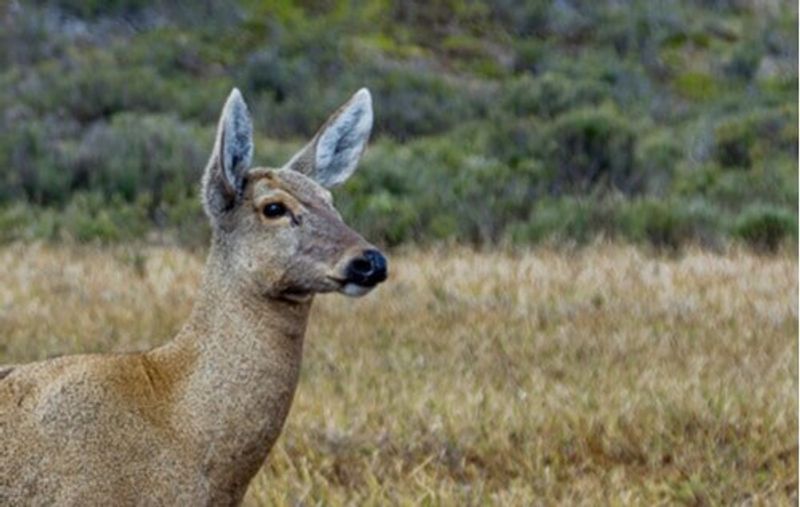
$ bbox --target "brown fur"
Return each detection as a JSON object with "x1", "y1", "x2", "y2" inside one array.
[{"x1": 0, "y1": 89, "x2": 382, "y2": 505}]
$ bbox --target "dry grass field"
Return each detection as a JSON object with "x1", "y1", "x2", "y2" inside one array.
[{"x1": 0, "y1": 243, "x2": 796, "y2": 505}]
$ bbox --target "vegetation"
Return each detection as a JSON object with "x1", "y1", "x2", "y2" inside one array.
[
  {"x1": 0, "y1": 1, "x2": 796, "y2": 251},
  {"x1": 0, "y1": 244, "x2": 795, "y2": 504}
]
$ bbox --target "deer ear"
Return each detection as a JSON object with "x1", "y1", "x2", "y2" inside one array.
[
  {"x1": 287, "y1": 88, "x2": 373, "y2": 188},
  {"x1": 202, "y1": 88, "x2": 254, "y2": 220}
]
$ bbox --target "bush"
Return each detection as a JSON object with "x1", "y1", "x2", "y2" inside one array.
[
  {"x1": 34, "y1": 0, "x2": 150, "y2": 18},
  {"x1": 544, "y1": 106, "x2": 639, "y2": 195},
  {"x1": 0, "y1": 204, "x2": 37, "y2": 243},
  {"x1": 336, "y1": 140, "x2": 427, "y2": 246},
  {"x1": 636, "y1": 130, "x2": 683, "y2": 195},
  {"x1": 618, "y1": 198, "x2": 723, "y2": 250},
  {"x1": 22, "y1": 54, "x2": 174, "y2": 123},
  {"x1": 479, "y1": 115, "x2": 544, "y2": 168},
  {"x1": 733, "y1": 204, "x2": 797, "y2": 252},
  {"x1": 674, "y1": 72, "x2": 720, "y2": 102},
  {"x1": 506, "y1": 197, "x2": 604, "y2": 245},
  {"x1": 713, "y1": 108, "x2": 797, "y2": 169},
  {"x1": 488, "y1": 1, "x2": 549, "y2": 37},
  {"x1": 502, "y1": 73, "x2": 610, "y2": 119},
  {"x1": 365, "y1": 66, "x2": 488, "y2": 140},
  {"x1": 338, "y1": 134, "x2": 544, "y2": 246},
  {"x1": 61, "y1": 193, "x2": 150, "y2": 243},
  {"x1": 723, "y1": 40, "x2": 763, "y2": 82},
  {"x1": 165, "y1": 194, "x2": 209, "y2": 248},
  {"x1": 447, "y1": 157, "x2": 540, "y2": 243},
  {"x1": 68, "y1": 114, "x2": 208, "y2": 212}
]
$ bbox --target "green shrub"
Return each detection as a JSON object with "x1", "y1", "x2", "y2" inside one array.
[
  {"x1": 723, "y1": 40, "x2": 763, "y2": 82},
  {"x1": 69, "y1": 114, "x2": 207, "y2": 209},
  {"x1": 35, "y1": 0, "x2": 150, "y2": 18},
  {"x1": 165, "y1": 194, "x2": 210, "y2": 249},
  {"x1": 636, "y1": 130, "x2": 683, "y2": 195},
  {"x1": 22, "y1": 54, "x2": 174, "y2": 123},
  {"x1": 447, "y1": 157, "x2": 540, "y2": 243},
  {"x1": 713, "y1": 108, "x2": 797, "y2": 169},
  {"x1": 336, "y1": 140, "x2": 425, "y2": 245},
  {"x1": 480, "y1": 115, "x2": 544, "y2": 168},
  {"x1": 488, "y1": 1, "x2": 548, "y2": 37},
  {"x1": 0, "y1": 201, "x2": 150, "y2": 244},
  {"x1": 733, "y1": 204, "x2": 797, "y2": 252},
  {"x1": 0, "y1": 204, "x2": 36, "y2": 243},
  {"x1": 502, "y1": 73, "x2": 610, "y2": 119},
  {"x1": 618, "y1": 198, "x2": 723, "y2": 250},
  {"x1": 365, "y1": 66, "x2": 487, "y2": 140},
  {"x1": 339, "y1": 135, "x2": 544, "y2": 246},
  {"x1": 674, "y1": 72, "x2": 720, "y2": 102},
  {"x1": 0, "y1": 118, "x2": 73, "y2": 206},
  {"x1": 506, "y1": 197, "x2": 613, "y2": 245},
  {"x1": 544, "y1": 106, "x2": 639, "y2": 194},
  {"x1": 61, "y1": 193, "x2": 149, "y2": 243},
  {"x1": 708, "y1": 161, "x2": 797, "y2": 209}
]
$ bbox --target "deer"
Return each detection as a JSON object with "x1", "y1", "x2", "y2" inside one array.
[{"x1": 0, "y1": 88, "x2": 387, "y2": 505}]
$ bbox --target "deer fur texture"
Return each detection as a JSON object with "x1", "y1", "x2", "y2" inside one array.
[{"x1": 0, "y1": 88, "x2": 387, "y2": 506}]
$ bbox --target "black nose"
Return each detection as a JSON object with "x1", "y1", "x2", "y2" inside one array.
[{"x1": 345, "y1": 249, "x2": 388, "y2": 287}]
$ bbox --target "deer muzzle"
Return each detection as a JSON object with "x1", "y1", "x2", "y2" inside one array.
[{"x1": 340, "y1": 249, "x2": 387, "y2": 297}]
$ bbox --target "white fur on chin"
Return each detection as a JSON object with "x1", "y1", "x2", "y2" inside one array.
[{"x1": 340, "y1": 283, "x2": 373, "y2": 297}]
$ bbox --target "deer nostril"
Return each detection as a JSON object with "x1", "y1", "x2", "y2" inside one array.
[
  {"x1": 345, "y1": 249, "x2": 388, "y2": 287},
  {"x1": 349, "y1": 257, "x2": 373, "y2": 276}
]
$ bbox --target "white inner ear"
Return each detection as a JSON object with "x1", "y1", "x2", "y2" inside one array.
[
  {"x1": 221, "y1": 88, "x2": 253, "y2": 194},
  {"x1": 314, "y1": 89, "x2": 373, "y2": 188}
]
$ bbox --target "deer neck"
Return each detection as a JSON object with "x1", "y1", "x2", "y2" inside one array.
[{"x1": 150, "y1": 241, "x2": 311, "y2": 495}]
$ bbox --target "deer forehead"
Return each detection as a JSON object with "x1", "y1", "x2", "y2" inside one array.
[{"x1": 248, "y1": 168, "x2": 334, "y2": 208}]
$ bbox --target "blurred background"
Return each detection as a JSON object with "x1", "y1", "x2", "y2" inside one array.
[{"x1": 0, "y1": 0, "x2": 796, "y2": 251}]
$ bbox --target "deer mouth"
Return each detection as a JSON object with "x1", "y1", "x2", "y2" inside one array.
[
  {"x1": 278, "y1": 287, "x2": 314, "y2": 303},
  {"x1": 326, "y1": 250, "x2": 387, "y2": 298}
]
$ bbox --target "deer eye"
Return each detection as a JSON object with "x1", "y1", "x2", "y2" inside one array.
[{"x1": 262, "y1": 202, "x2": 288, "y2": 219}]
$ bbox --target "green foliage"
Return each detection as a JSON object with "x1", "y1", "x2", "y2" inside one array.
[
  {"x1": 618, "y1": 198, "x2": 723, "y2": 250},
  {"x1": 365, "y1": 66, "x2": 488, "y2": 139},
  {"x1": 0, "y1": 0, "x2": 796, "y2": 250},
  {"x1": 674, "y1": 72, "x2": 720, "y2": 102},
  {"x1": 62, "y1": 193, "x2": 151, "y2": 243},
  {"x1": 39, "y1": 0, "x2": 150, "y2": 17},
  {"x1": 0, "y1": 204, "x2": 37, "y2": 243},
  {"x1": 713, "y1": 107, "x2": 797, "y2": 170},
  {"x1": 506, "y1": 197, "x2": 611, "y2": 246},
  {"x1": 70, "y1": 114, "x2": 207, "y2": 206},
  {"x1": 23, "y1": 55, "x2": 173, "y2": 123},
  {"x1": 636, "y1": 130, "x2": 683, "y2": 196},
  {"x1": 733, "y1": 204, "x2": 797, "y2": 252},
  {"x1": 502, "y1": 73, "x2": 610, "y2": 119},
  {"x1": 0, "y1": 119, "x2": 69, "y2": 205},
  {"x1": 545, "y1": 106, "x2": 639, "y2": 194}
]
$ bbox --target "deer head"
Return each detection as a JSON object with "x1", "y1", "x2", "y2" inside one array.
[{"x1": 201, "y1": 88, "x2": 387, "y2": 303}]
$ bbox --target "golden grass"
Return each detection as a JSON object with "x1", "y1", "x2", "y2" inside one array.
[{"x1": 0, "y1": 243, "x2": 796, "y2": 505}]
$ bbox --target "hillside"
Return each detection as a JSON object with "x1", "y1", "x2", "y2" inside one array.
[{"x1": 0, "y1": 0, "x2": 797, "y2": 249}]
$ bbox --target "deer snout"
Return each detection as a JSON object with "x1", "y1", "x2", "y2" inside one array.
[
  {"x1": 336, "y1": 249, "x2": 387, "y2": 297},
  {"x1": 346, "y1": 249, "x2": 388, "y2": 287}
]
